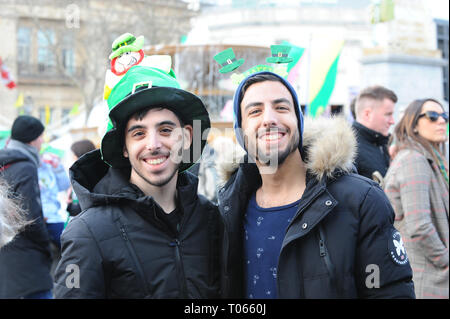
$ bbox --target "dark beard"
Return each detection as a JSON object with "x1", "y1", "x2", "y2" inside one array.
[
  {"x1": 132, "y1": 163, "x2": 179, "y2": 187},
  {"x1": 256, "y1": 129, "x2": 300, "y2": 167}
]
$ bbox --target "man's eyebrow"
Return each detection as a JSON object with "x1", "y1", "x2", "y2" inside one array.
[
  {"x1": 273, "y1": 98, "x2": 292, "y2": 106},
  {"x1": 244, "y1": 98, "x2": 292, "y2": 111},
  {"x1": 127, "y1": 124, "x2": 146, "y2": 133},
  {"x1": 157, "y1": 120, "x2": 178, "y2": 127},
  {"x1": 244, "y1": 101, "x2": 263, "y2": 111},
  {"x1": 127, "y1": 120, "x2": 178, "y2": 133}
]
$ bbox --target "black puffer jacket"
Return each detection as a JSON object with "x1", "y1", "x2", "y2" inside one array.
[
  {"x1": 54, "y1": 150, "x2": 221, "y2": 298},
  {"x1": 352, "y1": 121, "x2": 390, "y2": 179},
  {"x1": 0, "y1": 147, "x2": 52, "y2": 298},
  {"x1": 217, "y1": 117, "x2": 415, "y2": 299}
]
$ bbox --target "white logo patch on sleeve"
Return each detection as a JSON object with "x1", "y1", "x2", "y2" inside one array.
[{"x1": 388, "y1": 230, "x2": 409, "y2": 266}]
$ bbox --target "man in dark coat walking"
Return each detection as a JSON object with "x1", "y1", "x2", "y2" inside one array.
[
  {"x1": 217, "y1": 72, "x2": 415, "y2": 298},
  {"x1": 352, "y1": 85, "x2": 397, "y2": 180},
  {"x1": 0, "y1": 115, "x2": 53, "y2": 299},
  {"x1": 54, "y1": 64, "x2": 221, "y2": 298}
]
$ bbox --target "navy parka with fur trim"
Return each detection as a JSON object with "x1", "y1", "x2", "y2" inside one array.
[{"x1": 217, "y1": 117, "x2": 415, "y2": 299}]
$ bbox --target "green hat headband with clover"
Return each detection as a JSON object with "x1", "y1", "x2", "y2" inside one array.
[
  {"x1": 213, "y1": 44, "x2": 294, "y2": 84},
  {"x1": 266, "y1": 45, "x2": 294, "y2": 64},
  {"x1": 213, "y1": 48, "x2": 245, "y2": 74}
]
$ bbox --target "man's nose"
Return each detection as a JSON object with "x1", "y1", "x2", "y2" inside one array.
[
  {"x1": 262, "y1": 106, "x2": 278, "y2": 127},
  {"x1": 388, "y1": 116, "x2": 395, "y2": 125},
  {"x1": 146, "y1": 134, "x2": 162, "y2": 151}
]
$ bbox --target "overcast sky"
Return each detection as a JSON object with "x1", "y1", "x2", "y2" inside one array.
[
  {"x1": 428, "y1": 0, "x2": 449, "y2": 20},
  {"x1": 194, "y1": 0, "x2": 449, "y2": 20}
]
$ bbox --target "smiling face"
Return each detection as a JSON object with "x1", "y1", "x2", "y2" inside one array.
[
  {"x1": 415, "y1": 100, "x2": 448, "y2": 145},
  {"x1": 240, "y1": 80, "x2": 299, "y2": 167},
  {"x1": 123, "y1": 108, "x2": 192, "y2": 190}
]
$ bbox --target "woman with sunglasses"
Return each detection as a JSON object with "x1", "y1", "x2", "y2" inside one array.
[{"x1": 384, "y1": 98, "x2": 448, "y2": 299}]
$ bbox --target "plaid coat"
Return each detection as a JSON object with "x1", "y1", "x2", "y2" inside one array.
[{"x1": 384, "y1": 142, "x2": 449, "y2": 299}]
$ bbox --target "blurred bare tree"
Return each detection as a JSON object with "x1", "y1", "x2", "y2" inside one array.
[{"x1": 6, "y1": 0, "x2": 198, "y2": 126}]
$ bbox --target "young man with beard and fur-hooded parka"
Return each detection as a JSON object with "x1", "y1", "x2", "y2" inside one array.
[{"x1": 217, "y1": 71, "x2": 415, "y2": 299}]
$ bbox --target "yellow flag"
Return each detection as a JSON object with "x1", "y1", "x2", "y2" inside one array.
[
  {"x1": 15, "y1": 93, "x2": 24, "y2": 108},
  {"x1": 308, "y1": 39, "x2": 344, "y2": 104},
  {"x1": 45, "y1": 105, "x2": 51, "y2": 125}
]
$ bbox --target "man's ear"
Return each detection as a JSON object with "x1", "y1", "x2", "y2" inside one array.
[
  {"x1": 363, "y1": 107, "x2": 372, "y2": 122},
  {"x1": 123, "y1": 145, "x2": 129, "y2": 158},
  {"x1": 182, "y1": 125, "x2": 193, "y2": 150}
]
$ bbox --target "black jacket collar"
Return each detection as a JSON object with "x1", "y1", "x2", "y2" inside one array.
[
  {"x1": 219, "y1": 155, "x2": 329, "y2": 215},
  {"x1": 70, "y1": 149, "x2": 199, "y2": 213},
  {"x1": 352, "y1": 121, "x2": 390, "y2": 146}
]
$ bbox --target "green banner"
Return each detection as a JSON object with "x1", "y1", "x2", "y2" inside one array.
[{"x1": 307, "y1": 52, "x2": 341, "y2": 117}]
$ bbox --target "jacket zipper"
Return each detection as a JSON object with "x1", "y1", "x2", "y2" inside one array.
[
  {"x1": 317, "y1": 225, "x2": 340, "y2": 297},
  {"x1": 152, "y1": 202, "x2": 189, "y2": 298},
  {"x1": 169, "y1": 238, "x2": 189, "y2": 298},
  {"x1": 117, "y1": 223, "x2": 151, "y2": 297}
]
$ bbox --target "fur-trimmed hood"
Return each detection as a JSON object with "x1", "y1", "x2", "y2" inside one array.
[{"x1": 216, "y1": 116, "x2": 357, "y2": 184}]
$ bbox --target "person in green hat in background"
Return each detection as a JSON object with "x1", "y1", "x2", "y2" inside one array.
[{"x1": 53, "y1": 63, "x2": 222, "y2": 298}]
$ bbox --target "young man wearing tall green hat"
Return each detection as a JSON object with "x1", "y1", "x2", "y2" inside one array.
[{"x1": 54, "y1": 65, "x2": 221, "y2": 298}]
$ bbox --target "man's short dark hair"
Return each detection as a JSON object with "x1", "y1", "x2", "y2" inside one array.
[
  {"x1": 130, "y1": 106, "x2": 186, "y2": 127},
  {"x1": 355, "y1": 85, "x2": 397, "y2": 116},
  {"x1": 238, "y1": 73, "x2": 287, "y2": 106},
  {"x1": 358, "y1": 85, "x2": 398, "y2": 103}
]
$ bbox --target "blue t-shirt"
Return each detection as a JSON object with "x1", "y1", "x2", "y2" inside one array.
[{"x1": 244, "y1": 193, "x2": 300, "y2": 299}]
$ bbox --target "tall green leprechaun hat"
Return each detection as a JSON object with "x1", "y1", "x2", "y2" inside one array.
[
  {"x1": 101, "y1": 65, "x2": 210, "y2": 171},
  {"x1": 266, "y1": 44, "x2": 293, "y2": 64},
  {"x1": 214, "y1": 48, "x2": 245, "y2": 74},
  {"x1": 109, "y1": 33, "x2": 144, "y2": 60}
]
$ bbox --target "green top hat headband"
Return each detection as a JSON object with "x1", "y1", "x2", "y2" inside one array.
[
  {"x1": 214, "y1": 44, "x2": 293, "y2": 85},
  {"x1": 214, "y1": 48, "x2": 245, "y2": 74},
  {"x1": 266, "y1": 45, "x2": 293, "y2": 64},
  {"x1": 109, "y1": 33, "x2": 144, "y2": 60}
]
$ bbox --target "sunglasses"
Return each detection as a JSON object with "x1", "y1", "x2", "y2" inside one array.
[{"x1": 417, "y1": 111, "x2": 449, "y2": 123}]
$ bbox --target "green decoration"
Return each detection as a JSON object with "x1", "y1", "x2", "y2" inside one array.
[
  {"x1": 266, "y1": 45, "x2": 293, "y2": 64},
  {"x1": 214, "y1": 48, "x2": 245, "y2": 74},
  {"x1": 109, "y1": 33, "x2": 144, "y2": 60}
]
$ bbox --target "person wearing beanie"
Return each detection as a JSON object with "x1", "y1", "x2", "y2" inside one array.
[
  {"x1": 11, "y1": 115, "x2": 45, "y2": 144},
  {"x1": 0, "y1": 115, "x2": 53, "y2": 299},
  {"x1": 216, "y1": 72, "x2": 415, "y2": 299}
]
